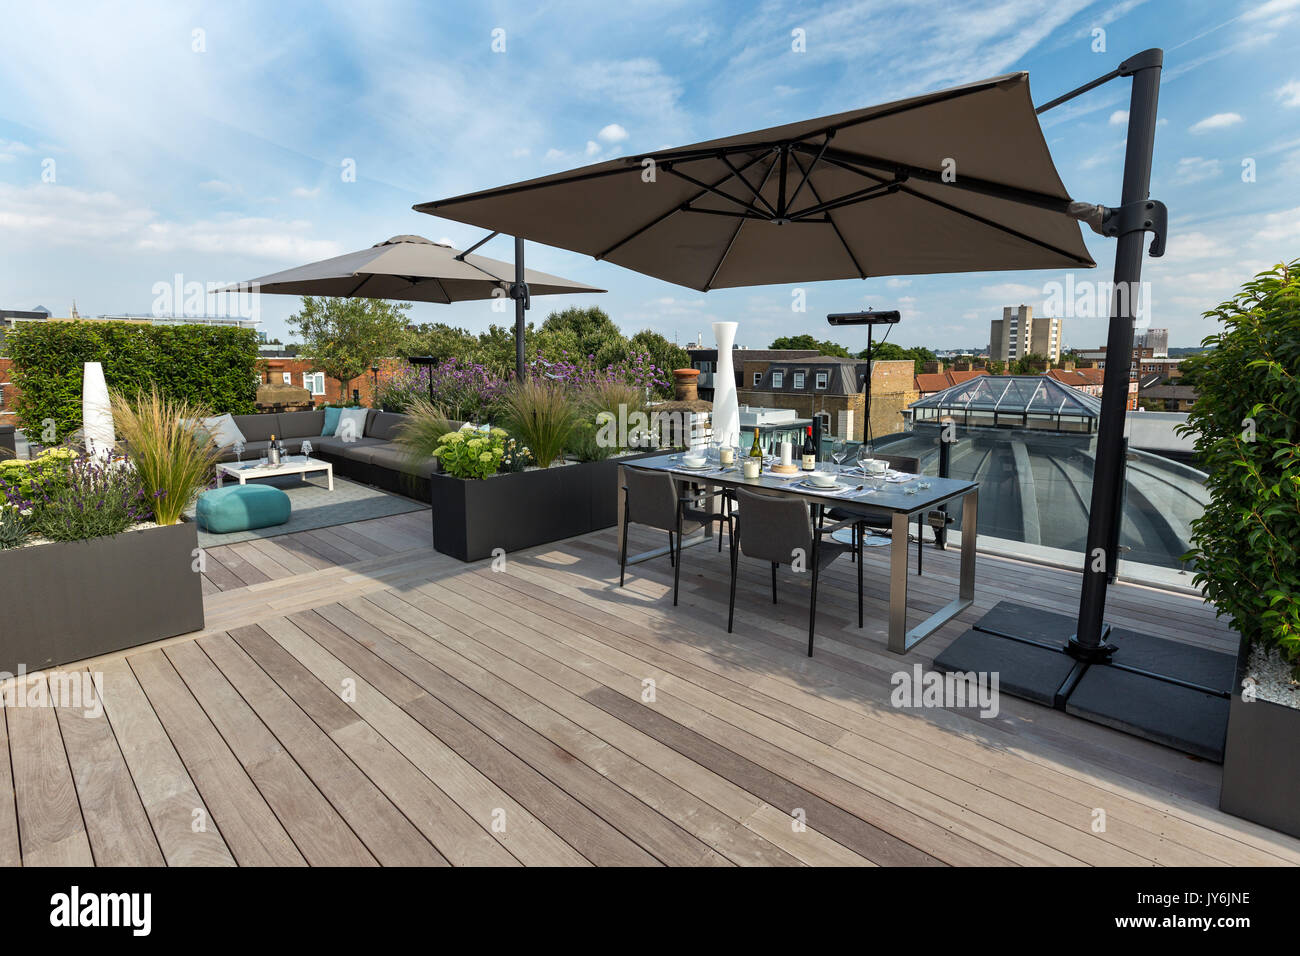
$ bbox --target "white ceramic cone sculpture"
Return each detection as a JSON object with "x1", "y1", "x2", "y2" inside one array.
[
  {"x1": 710, "y1": 322, "x2": 740, "y2": 449},
  {"x1": 82, "y1": 361, "x2": 115, "y2": 459}
]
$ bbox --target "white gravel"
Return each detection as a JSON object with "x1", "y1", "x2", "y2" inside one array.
[{"x1": 1244, "y1": 643, "x2": 1300, "y2": 710}]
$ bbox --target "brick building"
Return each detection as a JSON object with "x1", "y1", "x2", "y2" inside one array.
[{"x1": 736, "y1": 356, "x2": 917, "y2": 441}]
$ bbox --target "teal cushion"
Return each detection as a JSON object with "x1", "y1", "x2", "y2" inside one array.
[
  {"x1": 196, "y1": 484, "x2": 291, "y2": 533},
  {"x1": 322, "y1": 406, "x2": 342, "y2": 436}
]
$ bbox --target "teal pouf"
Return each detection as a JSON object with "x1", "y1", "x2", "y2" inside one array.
[{"x1": 196, "y1": 484, "x2": 291, "y2": 533}]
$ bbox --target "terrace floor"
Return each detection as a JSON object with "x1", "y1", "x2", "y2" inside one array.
[{"x1": 3, "y1": 510, "x2": 1299, "y2": 866}]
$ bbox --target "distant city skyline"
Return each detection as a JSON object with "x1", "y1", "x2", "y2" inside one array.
[{"x1": 2, "y1": 1, "x2": 1296, "y2": 352}]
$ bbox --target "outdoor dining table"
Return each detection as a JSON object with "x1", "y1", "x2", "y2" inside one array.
[{"x1": 620, "y1": 453, "x2": 979, "y2": 654}]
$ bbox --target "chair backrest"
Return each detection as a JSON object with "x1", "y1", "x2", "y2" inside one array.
[
  {"x1": 735, "y1": 488, "x2": 812, "y2": 566},
  {"x1": 876, "y1": 452, "x2": 920, "y2": 474},
  {"x1": 624, "y1": 468, "x2": 679, "y2": 532}
]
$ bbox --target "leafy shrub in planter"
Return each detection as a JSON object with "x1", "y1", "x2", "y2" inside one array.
[
  {"x1": 1180, "y1": 259, "x2": 1300, "y2": 675},
  {"x1": 431, "y1": 428, "x2": 508, "y2": 480},
  {"x1": 0, "y1": 448, "x2": 75, "y2": 500},
  {"x1": 4, "y1": 321, "x2": 259, "y2": 442}
]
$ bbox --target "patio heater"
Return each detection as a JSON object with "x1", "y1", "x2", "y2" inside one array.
[
  {"x1": 932, "y1": 48, "x2": 1238, "y2": 762},
  {"x1": 408, "y1": 355, "x2": 437, "y2": 406},
  {"x1": 827, "y1": 309, "x2": 901, "y2": 548}
]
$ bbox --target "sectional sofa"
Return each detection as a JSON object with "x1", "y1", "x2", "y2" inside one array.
[{"x1": 218, "y1": 408, "x2": 453, "y2": 501}]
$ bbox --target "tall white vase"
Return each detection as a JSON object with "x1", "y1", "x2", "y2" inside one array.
[
  {"x1": 82, "y1": 361, "x2": 114, "y2": 458},
  {"x1": 711, "y1": 321, "x2": 740, "y2": 447}
]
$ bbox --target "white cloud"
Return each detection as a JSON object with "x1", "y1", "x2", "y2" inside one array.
[
  {"x1": 1190, "y1": 112, "x2": 1244, "y2": 133},
  {"x1": 1255, "y1": 205, "x2": 1300, "y2": 242},
  {"x1": 1276, "y1": 80, "x2": 1300, "y2": 108},
  {"x1": 597, "y1": 123, "x2": 629, "y2": 144},
  {"x1": 1108, "y1": 110, "x2": 1128, "y2": 126},
  {"x1": 0, "y1": 183, "x2": 341, "y2": 261},
  {"x1": 510, "y1": 146, "x2": 530, "y2": 158},
  {"x1": 290, "y1": 186, "x2": 320, "y2": 199},
  {"x1": 199, "y1": 179, "x2": 237, "y2": 196},
  {"x1": 0, "y1": 138, "x2": 34, "y2": 160},
  {"x1": 1244, "y1": 0, "x2": 1300, "y2": 24},
  {"x1": 585, "y1": 140, "x2": 601, "y2": 157},
  {"x1": 1172, "y1": 157, "x2": 1221, "y2": 184}
]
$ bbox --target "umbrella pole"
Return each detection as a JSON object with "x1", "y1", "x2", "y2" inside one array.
[
  {"x1": 1069, "y1": 49, "x2": 1164, "y2": 658},
  {"x1": 514, "y1": 236, "x2": 528, "y2": 380}
]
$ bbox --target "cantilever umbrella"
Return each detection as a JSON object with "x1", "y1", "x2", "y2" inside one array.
[
  {"x1": 218, "y1": 234, "x2": 603, "y2": 378},
  {"x1": 218, "y1": 234, "x2": 603, "y2": 304},
  {"x1": 413, "y1": 73, "x2": 1099, "y2": 291}
]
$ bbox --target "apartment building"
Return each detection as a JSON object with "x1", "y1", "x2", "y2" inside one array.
[{"x1": 988, "y1": 305, "x2": 1063, "y2": 363}]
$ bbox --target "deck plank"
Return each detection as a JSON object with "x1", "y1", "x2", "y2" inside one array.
[{"x1": 0, "y1": 706, "x2": 23, "y2": 866}]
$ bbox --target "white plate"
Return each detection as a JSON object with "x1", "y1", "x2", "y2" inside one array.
[{"x1": 797, "y1": 479, "x2": 851, "y2": 493}]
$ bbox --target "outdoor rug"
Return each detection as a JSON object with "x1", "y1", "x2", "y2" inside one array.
[{"x1": 191, "y1": 473, "x2": 428, "y2": 548}]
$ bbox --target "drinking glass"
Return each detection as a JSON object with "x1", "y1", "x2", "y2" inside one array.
[
  {"x1": 830, "y1": 438, "x2": 846, "y2": 474},
  {"x1": 301, "y1": 439, "x2": 313, "y2": 459},
  {"x1": 855, "y1": 442, "x2": 872, "y2": 475}
]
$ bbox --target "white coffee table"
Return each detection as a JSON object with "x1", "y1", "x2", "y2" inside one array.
[{"x1": 217, "y1": 456, "x2": 334, "y2": 491}]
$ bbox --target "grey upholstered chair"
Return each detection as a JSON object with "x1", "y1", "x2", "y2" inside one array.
[
  {"x1": 728, "y1": 488, "x2": 863, "y2": 656},
  {"x1": 620, "y1": 468, "x2": 732, "y2": 605},
  {"x1": 825, "y1": 453, "x2": 931, "y2": 574}
]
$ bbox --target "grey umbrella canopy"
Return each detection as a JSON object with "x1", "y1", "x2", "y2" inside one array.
[
  {"x1": 414, "y1": 73, "x2": 1096, "y2": 291},
  {"x1": 217, "y1": 234, "x2": 604, "y2": 302}
]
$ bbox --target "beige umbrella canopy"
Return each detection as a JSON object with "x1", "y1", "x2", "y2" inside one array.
[
  {"x1": 415, "y1": 73, "x2": 1097, "y2": 291},
  {"x1": 217, "y1": 234, "x2": 604, "y2": 302}
]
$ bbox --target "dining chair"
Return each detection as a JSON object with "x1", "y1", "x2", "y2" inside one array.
[
  {"x1": 728, "y1": 488, "x2": 863, "y2": 656},
  {"x1": 620, "y1": 468, "x2": 732, "y2": 605},
  {"x1": 825, "y1": 453, "x2": 929, "y2": 574}
]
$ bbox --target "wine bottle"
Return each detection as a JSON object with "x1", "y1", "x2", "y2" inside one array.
[
  {"x1": 748, "y1": 427, "x2": 763, "y2": 472},
  {"x1": 801, "y1": 425, "x2": 817, "y2": 470}
]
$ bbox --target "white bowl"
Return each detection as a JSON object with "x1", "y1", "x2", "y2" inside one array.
[
  {"x1": 808, "y1": 471, "x2": 838, "y2": 487},
  {"x1": 863, "y1": 459, "x2": 887, "y2": 475},
  {"x1": 682, "y1": 456, "x2": 707, "y2": 468}
]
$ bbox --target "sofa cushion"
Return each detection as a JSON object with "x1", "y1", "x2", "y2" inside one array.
[
  {"x1": 196, "y1": 484, "x2": 291, "y2": 533},
  {"x1": 312, "y1": 435, "x2": 386, "y2": 457},
  {"x1": 234, "y1": 414, "x2": 278, "y2": 443},
  {"x1": 278, "y1": 409, "x2": 326, "y2": 439},
  {"x1": 201, "y1": 414, "x2": 246, "y2": 449},
  {"x1": 334, "y1": 407, "x2": 369, "y2": 442},
  {"x1": 366, "y1": 411, "x2": 408, "y2": 441}
]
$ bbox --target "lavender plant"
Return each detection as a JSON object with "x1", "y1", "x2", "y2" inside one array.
[
  {"x1": 0, "y1": 505, "x2": 26, "y2": 550},
  {"x1": 377, "y1": 359, "x2": 505, "y2": 422},
  {"x1": 10, "y1": 456, "x2": 151, "y2": 542}
]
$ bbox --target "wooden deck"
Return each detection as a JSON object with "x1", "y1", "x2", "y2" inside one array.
[{"x1": 3, "y1": 509, "x2": 1298, "y2": 866}]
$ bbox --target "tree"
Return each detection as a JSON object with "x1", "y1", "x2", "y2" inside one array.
[
  {"x1": 287, "y1": 296, "x2": 412, "y2": 401},
  {"x1": 856, "y1": 342, "x2": 936, "y2": 375},
  {"x1": 1179, "y1": 260, "x2": 1300, "y2": 674},
  {"x1": 769, "y1": 334, "x2": 851, "y2": 357},
  {"x1": 404, "y1": 322, "x2": 481, "y2": 364},
  {"x1": 1009, "y1": 352, "x2": 1049, "y2": 375},
  {"x1": 539, "y1": 306, "x2": 625, "y2": 366}
]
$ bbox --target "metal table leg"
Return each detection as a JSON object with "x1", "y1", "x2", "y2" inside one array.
[{"x1": 888, "y1": 489, "x2": 979, "y2": 654}]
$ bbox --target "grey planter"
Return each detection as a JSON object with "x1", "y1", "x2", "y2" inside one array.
[
  {"x1": 0, "y1": 522, "x2": 205, "y2": 673},
  {"x1": 0, "y1": 425, "x2": 15, "y2": 459},
  {"x1": 1219, "y1": 634, "x2": 1300, "y2": 839},
  {"x1": 430, "y1": 452, "x2": 659, "y2": 562}
]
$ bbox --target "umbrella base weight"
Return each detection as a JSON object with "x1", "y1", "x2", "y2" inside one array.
[{"x1": 933, "y1": 601, "x2": 1236, "y2": 762}]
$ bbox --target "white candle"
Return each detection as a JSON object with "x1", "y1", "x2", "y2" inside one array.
[{"x1": 780, "y1": 441, "x2": 793, "y2": 466}]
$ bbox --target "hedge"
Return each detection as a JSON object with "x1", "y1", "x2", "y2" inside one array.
[{"x1": 2, "y1": 322, "x2": 259, "y2": 442}]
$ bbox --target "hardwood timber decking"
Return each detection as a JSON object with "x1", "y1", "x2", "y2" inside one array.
[{"x1": 2, "y1": 509, "x2": 1297, "y2": 867}]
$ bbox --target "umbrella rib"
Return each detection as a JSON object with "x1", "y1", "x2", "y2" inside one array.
[
  {"x1": 785, "y1": 134, "x2": 831, "y2": 212},
  {"x1": 705, "y1": 153, "x2": 780, "y2": 290},
  {"x1": 665, "y1": 165, "x2": 770, "y2": 217},
  {"x1": 787, "y1": 150, "x2": 868, "y2": 279},
  {"x1": 718, "y1": 153, "x2": 779, "y2": 216},
  {"x1": 815, "y1": 153, "x2": 1092, "y2": 265},
  {"x1": 594, "y1": 151, "x2": 770, "y2": 260}
]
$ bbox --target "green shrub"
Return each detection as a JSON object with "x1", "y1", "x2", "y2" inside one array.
[
  {"x1": 0, "y1": 448, "x2": 75, "y2": 500},
  {"x1": 3, "y1": 322, "x2": 259, "y2": 442},
  {"x1": 431, "y1": 427, "x2": 507, "y2": 480},
  {"x1": 23, "y1": 456, "x2": 148, "y2": 542},
  {"x1": 1180, "y1": 259, "x2": 1300, "y2": 675},
  {"x1": 111, "y1": 386, "x2": 220, "y2": 525}
]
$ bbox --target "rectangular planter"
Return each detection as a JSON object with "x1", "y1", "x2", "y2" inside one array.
[
  {"x1": 1219, "y1": 633, "x2": 1300, "y2": 839},
  {"x1": 0, "y1": 522, "x2": 205, "y2": 673},
  {"x1": 0, "y1": 425, "x2": 15, "y2": 458},
  {"x1": 430, "y1": 452, "x2": 660, "y2": 562}
]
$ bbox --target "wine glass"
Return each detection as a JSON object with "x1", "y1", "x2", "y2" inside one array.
[
  {"x1": 855, "y1": 441, "x2": 872, "y2": 476},
  {"x1": 830, "y1": 438, "x2": 846, "y2": 475},
  {"x1": 233, "y1": 439, "x2": 245, "y2": 463},
  {"x1": 301, "y1": 439, "x2": 313, "y2": 460}
]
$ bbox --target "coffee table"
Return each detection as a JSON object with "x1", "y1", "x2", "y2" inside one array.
[{"x1": 217, "y1": 456, "x2": 334, "y2": 491}]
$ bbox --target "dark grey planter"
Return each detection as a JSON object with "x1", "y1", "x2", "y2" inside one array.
[
  {"x1": 1219, "y1": 633, "x2": 1300, "y2": 839},
  {"x1": 0, "y1": 521, "x2": 205, "y2": 673},
  {"x1": 0, "y1": 425, "x2": 15, "y2": 459},
  {"x1": 430, "y1": 452, "x2": 660, "y2": 562}
]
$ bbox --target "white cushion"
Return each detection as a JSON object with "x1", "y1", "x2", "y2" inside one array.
[
  {"x1": 202, "y1": 414, "x2": 246, "y2": 449},
  {"x1": 334, "y1": 407, "x2": 368, "y2": 443}
]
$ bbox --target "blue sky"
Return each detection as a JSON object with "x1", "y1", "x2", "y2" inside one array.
[{"x1": 1, "y1": 0, "x2": 1297, "y2": 351}]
